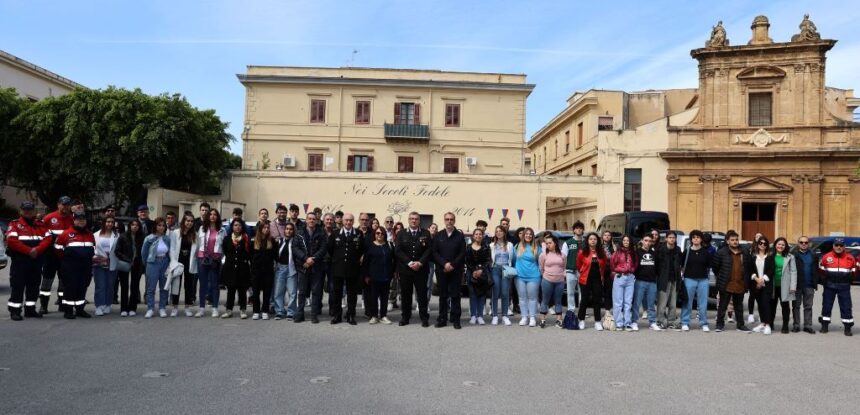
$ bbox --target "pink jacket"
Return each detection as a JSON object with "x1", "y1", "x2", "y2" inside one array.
[{"x1": 610, "y1": 248, "x2": 638, "y2": 275}]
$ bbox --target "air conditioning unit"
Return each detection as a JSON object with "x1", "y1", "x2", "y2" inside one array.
[
  {"x1": 465, "y1": 157, "x2": 478, "y2": 167},
  {"x1": 283, "y1": 155, "x2": 296, "y2": 168}
]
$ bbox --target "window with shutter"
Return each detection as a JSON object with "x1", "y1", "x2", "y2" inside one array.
[
  {"x1": 308, "y1": 154, "x2": 323, "y2": 171},
  {"x1": 355, "y1": 101, "x2": 370, "y2": 124},
  {"x1": 414, "y1": 103, "x2": 420, "y2": 125},
  {"x1": 395, "y1": 103, "x2": 416, "y2": 125},
  {"x1": 577, "y1": 122, "x2": 583, "y2": 147},
  {"x1": 445, "y1": 103, "x2": 460, "y2": 127},
  {"x1": 565, "y1": 131, "x2": 570, "y2": 154},
  {"x1": 748, "y1": 92, "x2": 772, "y2": 126},
  {"x1": 347, "y1": 155, "x2": 355, "y2": 171},
  {"x1": 367, "y1": 156, "x2": 374, "y2": 172},
  {"x1": 598, "y1": 116, "x2": 613, "y2": 131},
  {"x1": 443, "y1": 157, "x2": 459, "y2": 173},
  {"x1": 398, "y1": 156, "x2": 414, "y2": 173},
  {"x1": 310, "y1": 99, "x2": 326, "y2": 123},
  {"x1": 349, "y1": 155, "x2": 370, "y2": 172}
]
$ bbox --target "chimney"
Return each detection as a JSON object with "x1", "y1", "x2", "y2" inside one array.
[{"x1": 749, "y1": 15, "x2": 773, "y2": 45}]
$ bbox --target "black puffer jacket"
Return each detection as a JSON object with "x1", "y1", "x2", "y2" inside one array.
[
  {"x1": 711, "y1": 246, "x2": 749, "y2": 292},
  {"x1": 656, "y1": 244, "x2": 682, "y2": 291}
]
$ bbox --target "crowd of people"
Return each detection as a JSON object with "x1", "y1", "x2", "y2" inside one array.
[{"x1": 4, "y1": 196, "x2": 857, "y2": 336}]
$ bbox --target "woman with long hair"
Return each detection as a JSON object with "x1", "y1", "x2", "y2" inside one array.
[
  {"x1": 610, "y1": 235, "x2": 638, "y2": 331},
  {"x1": 510, "y1": 227, "x2": 526, "y2": 315},
  {"x1": 490, "y1": 226, "x2": 514, "y2": 326},
  {"x1": 747, "y1": 235, "x2": 775, "y2": 335},
  {"x1": 466, "y1": 228, "x2": 492, "y2": 325},
  {"x1": 196, "y1": 209, "x2": 226, "y2": 318},
  {"x1": 770, "y1": 237, "x2": 797, "y2": 333},
  {"x1": 93, "y1": 217, "x2": 119, "y2": 316},
  {"x1": 539, "y1": 234, "x2": 566, "y2": 328},
  {"x1": 168, "y1": 213, "x2": 198, "y2": 317},
  {"x1": 116, "y1": 219, "x2": 144, "y2": 316},
  {"x1": 250, "y1": 221, "x2": 276, "y2": 320},
  {"x1": 577, "y1": 232, "x2": 607, "y2": 330},
  {"x1": 221, "y1": 219, "x2": 252, "y2": 319},
  {"x1": 513, "y1": 228, "x2": 541, "y2": 327},
  {"x1": 141, "y1": 218, "x2": 171, "y2": 319}
]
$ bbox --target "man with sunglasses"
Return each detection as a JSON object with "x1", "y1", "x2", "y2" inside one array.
[
  {"x1": 818, "y1": 238, "x2": 856, "y2": 336},
  {"x1": 791, "y1": 236, "x2": 819, "y2": 334}
]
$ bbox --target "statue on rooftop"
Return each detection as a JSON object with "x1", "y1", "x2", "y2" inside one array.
[
  {"x1": 706, "y1": 21, "x2": 729, "y2": 48},
  {"x1": 792, "y1": 14, "x2": 821, "y2": 42}
]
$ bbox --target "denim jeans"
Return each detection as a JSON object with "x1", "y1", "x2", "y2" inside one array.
[
  {"x1": 273, "y1": 264, "x2": 298, "y2": 317},
  {"x1": 681, "y1": 277, "x2": 709, "y2": 327},
  {"x1": 515, "y1": 278, "x2": 539, "y2": 318},
  {"x1": 468, "y1": 284, "x2": 486, "y2": 318},
  {"x1": 565, "y1": 270, "x2": 580, "y2": 312},
  {"x1": 612, "y1": 273, "x2": 635, "y2": 327},
  {"x1": 540, "y1": 279, "x2": 564, "y2": 314},
  {"x1": 197, "y1": 261, "x2": 221, "y2": 310},
  {"x1": 144, "y1": 257, "x2": 170, "y2": 310},
  {"x1": 93, "y1": 267, "x2": 117, "y2": 308},
  {"x1": 490, "y1": 265, "x2": 511, "y2": 317},
  {"x1": 632, "y1": 280, "x2": 657, "y2": 324}
]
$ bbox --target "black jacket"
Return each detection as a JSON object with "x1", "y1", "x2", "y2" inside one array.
[
  {"x1": 250, "y1": 243, "x2": 276, "y2": 285},
  {"x1": 656, "y1": 244, "x2": 682, "y2": 291},
  {"x1": 745, "y1": 253, "x2": 776, "y2": 292},
  {"x1": 276, "y1": 235, "x2": 308, "y2": 276},
  {"x1": 394, "y1": 228, "x2": 433, "y2": 276},
  {"x1": 303, "y1": 226, "x2": 328, "y2": 272},
  {"x1": 221, "y1": 236, "x2": 251, "y2": 288},
  {"x1": 711, "y1": 246, "x2": 749, "y2": 292},
  {"x1": 327, "y1": 228, "x2": 365, "y2": 279},
  {"x1": 432, "y1": 228, "x2": 466, "y2": 274},
  {"x1": 465, "y1": 243, "x2": 492, "y2": 286}
]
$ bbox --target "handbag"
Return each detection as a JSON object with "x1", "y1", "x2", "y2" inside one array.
[
  {"x1": 562, "y1": 310, "x2": 580, "y2": 330},
  {"x1": 115, "y1": 259, "x2": 131, "y2": 273},
  {"x1": 601, "y1": 311, "x2": 617, "y2": 331},
  {"x1": 502, "y1": 266, "x2": 518, "y2": 279}
]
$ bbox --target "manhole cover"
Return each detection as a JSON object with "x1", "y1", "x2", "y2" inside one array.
[
  {"x1": 143, "y1": 372, "x2": 169, "y2": 378},
  {"x1": 609, "y1": 381, "x2": 626, "y2": 387},
  {"x1": 310, "y1": 376, "x2": 331, "y2": 384},
  {"x1": 463, "y1": 381, "x2": 479, "y2": 387}
]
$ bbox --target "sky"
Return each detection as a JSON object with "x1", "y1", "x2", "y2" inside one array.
[{"x1": 1, "y1": 0, "x2": 858, "y2": 155}]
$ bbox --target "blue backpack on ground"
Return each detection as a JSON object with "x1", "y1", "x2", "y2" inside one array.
[{"x1": 562, "y1": 310, "x2": 580, "y2": 330}]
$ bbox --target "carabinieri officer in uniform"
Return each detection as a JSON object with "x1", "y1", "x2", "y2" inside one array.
[
  {"x1": 395, "y1": 211, "x2": 433, "y2": 327},
  {"x1": 327, "y1": 213, "x2": 365, "y2": 325}
]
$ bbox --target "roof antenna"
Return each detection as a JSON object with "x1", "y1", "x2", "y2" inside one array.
[{"x1": 346, "y1": 49, "x2": 358, "y2": 67}]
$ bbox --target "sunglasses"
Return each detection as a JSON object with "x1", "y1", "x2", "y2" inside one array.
[
  {"x1": 758, "y1": 241, "x2": 768, "y2": 245},
  {"x1": 834, "y1": 244, "x2": 845, "y2": 247},
  {"x1": 798, "y1": 241, "x2": 809, "y2": 244}
]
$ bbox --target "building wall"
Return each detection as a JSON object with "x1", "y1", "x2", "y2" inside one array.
[{"x1": 0, "y1": 50, "x2": 79, "y2": 100}]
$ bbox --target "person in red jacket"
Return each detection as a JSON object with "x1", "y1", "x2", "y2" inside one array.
[
  {"x1": 818, "y1": 238, "x2": 857, "y2": 336},
  {"x1": 5, "y1": 201, "x2": 53, "y2": 321},
  {"x1": 610, "y1": 235, "x2": 638, "y2": 331},
  {"x1": 39, "y1": 195, "x2": 73, "y2": 313},
  {"x1": 576, "y1": 232, "x2": 608, "y2": 330},
  {"x1": 55, "y1": 212, "x2": 96, "y2": 319}
]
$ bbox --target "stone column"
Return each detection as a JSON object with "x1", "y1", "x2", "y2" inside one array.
[
  {"x1": 700, "y1": 175, "x2": 715, "y2": 231},
  {"x1": 667, "y1": 174, "x2": 680, "y2": 228},
  {"x1": 850, "y1": 176, "x2": 860, "y2": 235},
  {"x1": 807, "y1": 175, "x2": 824, "y2": 236},
  {"x1": 791, "y1": 175, "x2": 806, "y2": 238}
]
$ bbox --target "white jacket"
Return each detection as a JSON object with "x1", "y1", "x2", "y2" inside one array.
[
  {"x1": 196, "y1": 226, "x2": 226, "y2": 259},
  {"x1": 490, "y1": 241, "x2": 514, "y2": 267},
  {"x1": 93, "y1": 232, "x2": 120, "y2": 271},
  {"x1": 170, "y1": 228, "x2": 199, "y2": 274}
]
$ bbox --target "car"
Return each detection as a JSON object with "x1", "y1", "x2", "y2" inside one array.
[
  {"x1": 598, "y1": 211, "x2": 670, "y2": 245},
  {"x1": 0, "y1": 227, "x2": 8, "y2": 270}
]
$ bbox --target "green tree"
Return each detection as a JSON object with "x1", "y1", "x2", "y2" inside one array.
[
  {"x1": 7, "y1": 87, "x2": 234, "y2": 211},
  {"x1": 0, "y1": 88, "x2": 31, "y2": 185}
]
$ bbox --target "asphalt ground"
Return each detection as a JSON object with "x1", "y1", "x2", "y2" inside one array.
[{"x1": 1, "y1": 266, "x2": 860, "y2": 415}]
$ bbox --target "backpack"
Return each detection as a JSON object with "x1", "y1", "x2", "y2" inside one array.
[{"x1": 562, "y1": 310, "x2": 580, "y2": 330}]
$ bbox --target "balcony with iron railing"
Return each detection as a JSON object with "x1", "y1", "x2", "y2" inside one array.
[{"x1": 384, "y1": 123, "x2": 430, "y2": 142}]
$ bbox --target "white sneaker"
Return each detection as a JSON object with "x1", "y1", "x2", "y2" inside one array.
[
  {"x1": 548, "y1": 309, "x2": 556, "y2": 315},
  {"x1": 650, "y1": 323, "x2": 663, "y2": 331},
  {"x1": 380, "y1": 316, "x2": 392, "y2": 325},
  {"x1": 252, "y1": 313, "x2": 260, "y2": 320},
  {"x1": 681, "y1": 325, "x2": 690, "y2": 332},
  {"x1": 469, "y1": 316, "x2": 477, "y2": 325},
  {"x1": 752, "y1": 323, "x2": 765, "y2": 333},
  {"x1": 195, "y1": 309, "x2": 204, "y2": 318},
  {"x1": 477, "y1": 317, "x2": 486, "y2": 325},
  {"x1": 519, "y1": 317, "x2": 528, "y2": 326},
  {"x1": 630, "y1": 323, "x2": 639, "y2": 332},
  {"x1": 144, "y1": 309, "x2": 154, "y2": 319},
  {"x1": 502, "y1": 316, "x2": 512, "y2": 326},
  {"x1": 220, "y1": 311, "x2": 233, "y2": 319},
  {"x1": 184, "y1": 308, "x2": 193, "y2": 317},
  {"x1": 212, "y1": 309, "x2": 219, "y2": 318},
  {"x1": 595, "y1": 322, "x2": 604, "y2": 331},
  {"x1": 578, "y1": 320, "x2": 586, "y2": 330},
  {"x1": 747, "y1": 314, "x2": 755, "y2": 324},
  {"x1": 369, "y1": 317, "x2": 379, "y2": 324},
  {"x1": 528, "y1": 317, "x2": 536, "y2": 327},
  {"x1": 262, "y1": 313, "x2": 270, "y2": 320},
  {"x1": 507, "y1": 309, "x2": 514, "y2": 316},
  {"x1": 702, "y1": 325, "x2": 710, "y2": 332},
  {"x1": 240, "y1": 310, "x2": 248, "y2": 319},
  {"x1": 763, "y1": 325, "x2": 772, "y2": 335},
  {"x1": 170, "y1": 308, "x2": 178, "y2": 317},
  {"x1": 128, "y1": 311, "x2": 136, "y2": 317},
  {"x1": 159, "y1": 309, "x2": 167, "y2": 318},
  {"x1": 491, "y1": 316, "x2": 499, "y2": 325},
  {"x1": 120, "y1": 311, "x2": 128, "y2": 317},
  {"x1": 95, "y1": 307, "x2": 104, "y2": 316}
]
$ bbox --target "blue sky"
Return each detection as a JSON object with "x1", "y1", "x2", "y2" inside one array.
[{"x1": 2, "y1": 1, "x2": 858, "y2": 155}]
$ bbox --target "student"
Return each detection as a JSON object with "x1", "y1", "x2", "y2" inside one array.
[
  {"x1": 577, "y1": 232, "x2": 607, "y2": 330},
  {"x1": 196, "y1": 209, "x2": 226, "y2": 318},
  {"x1": 513, "y1": 228, "x2": 541, "y2": 327},
  {"x1": 465, "y1": 228, "x2": 492, "y2": 325},
  {"x1": 538, "y1": 234, "x2": 566, "y2": 328},
  {"x1": 610, "y1": 235, "x2": 638, "y2": 331},
  {"x1": 770, "y1": 237, "x2": 797, "y2": 334},
  {"x1": 489, "y1": 226, "x2": 514, "y2": 326},
  {"x1": 656, "y1": 231, "x2": 682, "y2": 330},
  {"x1": 632, "y1": 235, "x2": 658, "y2": 331},
  {"x1": 250, "y1": 221, "x2": 276, "y2": 320},
  {"x1": 711, "y1": 230, "x2": 751, "y2": 332},
  {"x1": 92, "y1": 217, "x2": 119, "y2": 316},
  {"x1": 141, "y1": 218, "x2": 171, "y2": 319},
  {"x1": 601, "y1": 230, "x2": 616, "y2": 318},
  {"x1": 168, "y1": 214, "x2": 198, "y2": 317},
  {"x1": 364, "y1": 228, "x2": 396, "y2": 325},
  {"x1": 747, "y1": 236, "x2": 775, "y2": 335},
  {"x1": 680, "y1": 230, "x2": 712, "y2": 332},
  {"x1": 220, "y1": 219, "x2": 252, "y2": 319},
  {"x1": 561, "y1": 221, "x2": 585, "y2": 314},
  {"x1": 116, "y1": 219, "x2": 144, "y2": 316}
]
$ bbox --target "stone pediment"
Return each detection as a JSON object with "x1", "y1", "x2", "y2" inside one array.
[
  {"x1": 729, "y1": 177, "x2": 793, "y2": 193},
  {"x1": 736, "y1": 66, "x2": 786, "y2": 80}
]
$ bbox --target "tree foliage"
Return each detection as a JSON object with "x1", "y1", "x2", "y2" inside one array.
[{"x1": 1, "y1": 87, "x2": 235, "y2": 211}]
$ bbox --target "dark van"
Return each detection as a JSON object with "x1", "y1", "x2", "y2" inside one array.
[{"x1": 597, "y1": 211, "x2": 670, "y2": 242}]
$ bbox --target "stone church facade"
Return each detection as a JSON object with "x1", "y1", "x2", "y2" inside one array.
[{"x1": 661, "y1": 15, "x2": 860, "y2": 240}]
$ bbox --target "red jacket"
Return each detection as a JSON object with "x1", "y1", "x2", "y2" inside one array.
[
  {"x1": 54, "y1": 227, "x2": 96, "y2": 260},
  {"x1": 819, "y1": 251, "x2": 857, "y2": 285},
  {"x1": 577, "y1": 249, "x2": 607, "y2": 285},
  {"x1": 43, "y1": 210, "x2": 73, "y2": 238},
  {"x1": 4, "y1": 216, "x2": 52, "y2": 257},
  {"x1": 610, "y1": 248, "x2": 638, "y2": 275}
]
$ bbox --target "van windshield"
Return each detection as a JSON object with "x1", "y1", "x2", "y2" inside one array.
[{"x1": 630, "y1": 217, "x2": 670, "y2": 238}]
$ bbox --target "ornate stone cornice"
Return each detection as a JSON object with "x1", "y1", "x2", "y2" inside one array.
[{"x1": 666, "y1": 174, "x2": 680, "y2": 182}]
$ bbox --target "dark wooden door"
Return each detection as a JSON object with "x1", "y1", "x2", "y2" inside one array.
[{"x1": 742, "y1": 203, "x2": 776, "y2": 241}]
